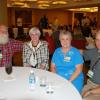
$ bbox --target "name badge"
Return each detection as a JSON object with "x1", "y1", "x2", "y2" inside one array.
[
  {"x1": 87, "y1": 70, "x2": 94, "y2": 78},
  {"x1": 64, "y1": 57, "x2": 71, "y2": 62},
  {"x1": 0, "y1": 53, "x2": 2, "y2": 59}
]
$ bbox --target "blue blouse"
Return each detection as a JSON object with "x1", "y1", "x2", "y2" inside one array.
[{"x1": 51, "y1": 47, "x2": 84, "y2": 93}]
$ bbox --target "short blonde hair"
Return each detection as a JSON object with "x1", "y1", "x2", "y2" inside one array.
[
  {"x1": 29, "y1": 27, "x2": 41, "y2": 37},
  {"x1": 59, "y1": 30, "x2": 72, "y2": 39}
]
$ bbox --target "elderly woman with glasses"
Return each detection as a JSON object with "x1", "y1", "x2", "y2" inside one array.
[{"x1": 23, "y1": 27, "x2": 49, "y2": 70}]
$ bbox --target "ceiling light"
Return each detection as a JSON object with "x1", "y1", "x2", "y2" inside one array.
[
  {"x1": 12, "y1": 2, "x2": 25, "y2": 6},
  {"x1": 23, "y1": 3, "x2": 30, "y2": 8},
  {"x1": 52, "y1": 1, "x2": 67, "y2": 5},
  {"x1": 12, "y1": 0, "x2": 25, "y2": 1},
  {"x1": 38, "y1": 4, "x2": 50, "y2": 7},
  {"x1": 19, "y1": 0, "x2": 25, "y2": 1},
  {"x1": 37, "y1": 1, "x2": 49, "y2": 4},
  {"x1": 26, "y1": 0, "x2": 37, "y2": 1},
  {"x1": 38, "y1": 6, "x2": 47, "y2": 9},
  {"x1": 68, "y1": 7, "x2": 98, "y2": 12}
]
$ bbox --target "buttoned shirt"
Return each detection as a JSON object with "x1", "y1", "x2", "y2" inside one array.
[
  {"x1": 0, "y1": 39, "x2": 23, "y2": 67},
  {"x1": 51, "y1": 47, "x2": 84, "y2": 93}
]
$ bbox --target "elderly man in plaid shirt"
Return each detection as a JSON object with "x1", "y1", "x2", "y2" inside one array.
[
  {"x1": 0, "y1": 24, "x2": 23, "y2": 67},
  {"x1": 23, "y1": 27, "x2": 49, "y2": 70}
]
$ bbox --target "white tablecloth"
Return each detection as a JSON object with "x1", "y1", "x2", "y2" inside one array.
[{"x1": 0, "y1": 67, "x2": 82, "y2": 100}]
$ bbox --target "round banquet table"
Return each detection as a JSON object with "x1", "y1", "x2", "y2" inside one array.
[{"x1": 0, "y1": 67, "x2": 82, "y2": 100}]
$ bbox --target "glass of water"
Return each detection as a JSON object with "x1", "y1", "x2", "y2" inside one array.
[
  {"x1": 46, "y1": 82, "x2": 54, "y2": 94},
  {"x1": 39, "y1": 76, "x2": 47, "y2": 87}
]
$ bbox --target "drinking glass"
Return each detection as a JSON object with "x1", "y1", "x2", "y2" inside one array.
[
  {"x1": 5, "y1": 56, "x2": 13, "y2": 75},
  {"x1": 40, "y1": 76, "x2": 47, "y2": 87},
  {"x1": 4, "y1": 62, "x2": 13, "y2": 81},
  {"x1": 5, "y1": 65, "x2": 12, "y2": 75},
  {"x1": 46, "y1": 82, "x2": 54, "y2": 94}
]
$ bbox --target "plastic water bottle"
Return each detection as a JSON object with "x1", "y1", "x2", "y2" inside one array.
[{"x1": 29, "y1": 70, "x2": 36, "y2": 90}]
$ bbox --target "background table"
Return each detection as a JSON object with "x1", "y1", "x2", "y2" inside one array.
[{"x1": 0, "y1": 67, "x2": 82, "y2": 100}]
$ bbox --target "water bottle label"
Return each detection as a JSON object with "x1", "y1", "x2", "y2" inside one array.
[
  {"x1": 29, "y1": 79, "x2": 33, "y2": 84},
  {"x1": 29, "y1": 79, "x2": 35, "y2": 90},
  {"x1": 29, "y1": 72, "x2": 36, "y2": 90}
]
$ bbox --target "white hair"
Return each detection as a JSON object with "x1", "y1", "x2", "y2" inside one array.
[
  {"x1": 29, "y1": 27, "x2": 41, "y2": 37},
  {"x1": 59, "y1": 30, "x2": 72, "y2": 39}
]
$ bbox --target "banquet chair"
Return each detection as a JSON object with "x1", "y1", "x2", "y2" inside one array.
[
  {"x1": 71, "y1": 39, "x2": 86, "y2": 49},
  {"x1": 12, "y1": 51, "x2": 23, "y2": 66}
]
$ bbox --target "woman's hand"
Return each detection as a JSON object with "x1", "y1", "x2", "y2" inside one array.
[
  {"x1": 50, "y1": 62, "x2": 56, "y2": 73},
  {"x1": 40, "y1": 63, "x2": 45, "y2": 70},
  {"x1": 69, "y1": 64, "x2": 83, "y2": 82},
  {"x1": 24, "y1": 63, "x2": 32, "y2": 67}
]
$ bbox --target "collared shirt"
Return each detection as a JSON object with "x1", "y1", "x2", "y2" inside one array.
[
  {"x1": 51, "y1": 47, "x2": 84, "y2": 93},
  {"x1": 0, "y1": 39, "x2": 23, "y2": 67},
  {"x1": 23, "y1": 40, "x2": 49, "y2": 70},
  {"x1": 83, "y1": 48, "x2": 100, "y2": 84}
]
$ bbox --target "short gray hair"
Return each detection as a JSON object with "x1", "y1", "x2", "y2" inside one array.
[
  {"x1": 29, "y1": 27, "x2": 41, "y2": 37},
  {"x1": 59, "y1": 30, "x2": 72, "y2": 39}
]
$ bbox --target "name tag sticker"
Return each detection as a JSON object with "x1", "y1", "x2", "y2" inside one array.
[
  {"x1": 0, "y1": 53, "x2": 2, "y2": 59},
  {"x1": 87, "y1": 70, "x2": 94, "y2": 78},
  {"x1": 64, "y1": 57, "x2": 71, "y2": 62}
]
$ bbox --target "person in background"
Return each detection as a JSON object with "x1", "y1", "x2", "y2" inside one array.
[
  {"x1": 44, "y1": 32, "x2": 55, "y2": 59},
  {"x1": 82, "y1": 30, "x2": 100, "y2": 100},
  {"x1": 0, "y1": 24, "x2": 23, "y2": 67},
  {"x1": 23, "y1": 27, "x2": 49, "y2": 70},
  {"x1": 39, "y1": 15, "x2": 48, "y2": 29},
  {"x1": 50, "y1": 30, "x2": 84, "y2": 93},
  {"x1": 73, "y1": 27, "x2": 84, "y2": 40}
]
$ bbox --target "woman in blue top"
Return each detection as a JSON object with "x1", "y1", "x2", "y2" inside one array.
[{"x1": 50, "y1": 30, "x2": 84, "y2": 93}]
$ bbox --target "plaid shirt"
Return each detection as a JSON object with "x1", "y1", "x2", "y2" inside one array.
[
  {"x1": 23, "y1": 40, "x2": 49, "y2": 70},
  {"x1": 0, "y1": 39, "x2": 23, "y2": 67}
]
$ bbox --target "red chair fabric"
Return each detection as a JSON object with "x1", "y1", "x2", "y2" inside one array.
[
  {"x1": 71, "y1": 39, "x2": 86, "y2": 49},
  {"x1": 44, "y1": 32, "x2": 55, "y2": 55}
]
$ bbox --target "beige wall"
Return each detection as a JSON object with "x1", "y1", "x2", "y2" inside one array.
[
  {"x1": 32, "y1": 9, "x2": 72, "y2": 26},
  {"x1": 7, "y1": 8, "x2": 72, "y2": 26},
  {"x1": 8, "y1": 8, "x2": 15, "y2": 27},
  {"x1": 0, "y1": 0, "x2": 8, "y2": 25},
  {"x1": 7, "y1": 8, "x2": 99, "y2": 28}
]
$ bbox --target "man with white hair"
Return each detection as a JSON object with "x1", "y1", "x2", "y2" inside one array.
[
  {"x1": 82, "y1": 30, "x2": 100, "y2": 100},
  {"x1": 0, "y1": 24, "x2": 23, "y2": 67},
  {"x1": 23, "y1": 27, "x2": 49, "y2": 70}
]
